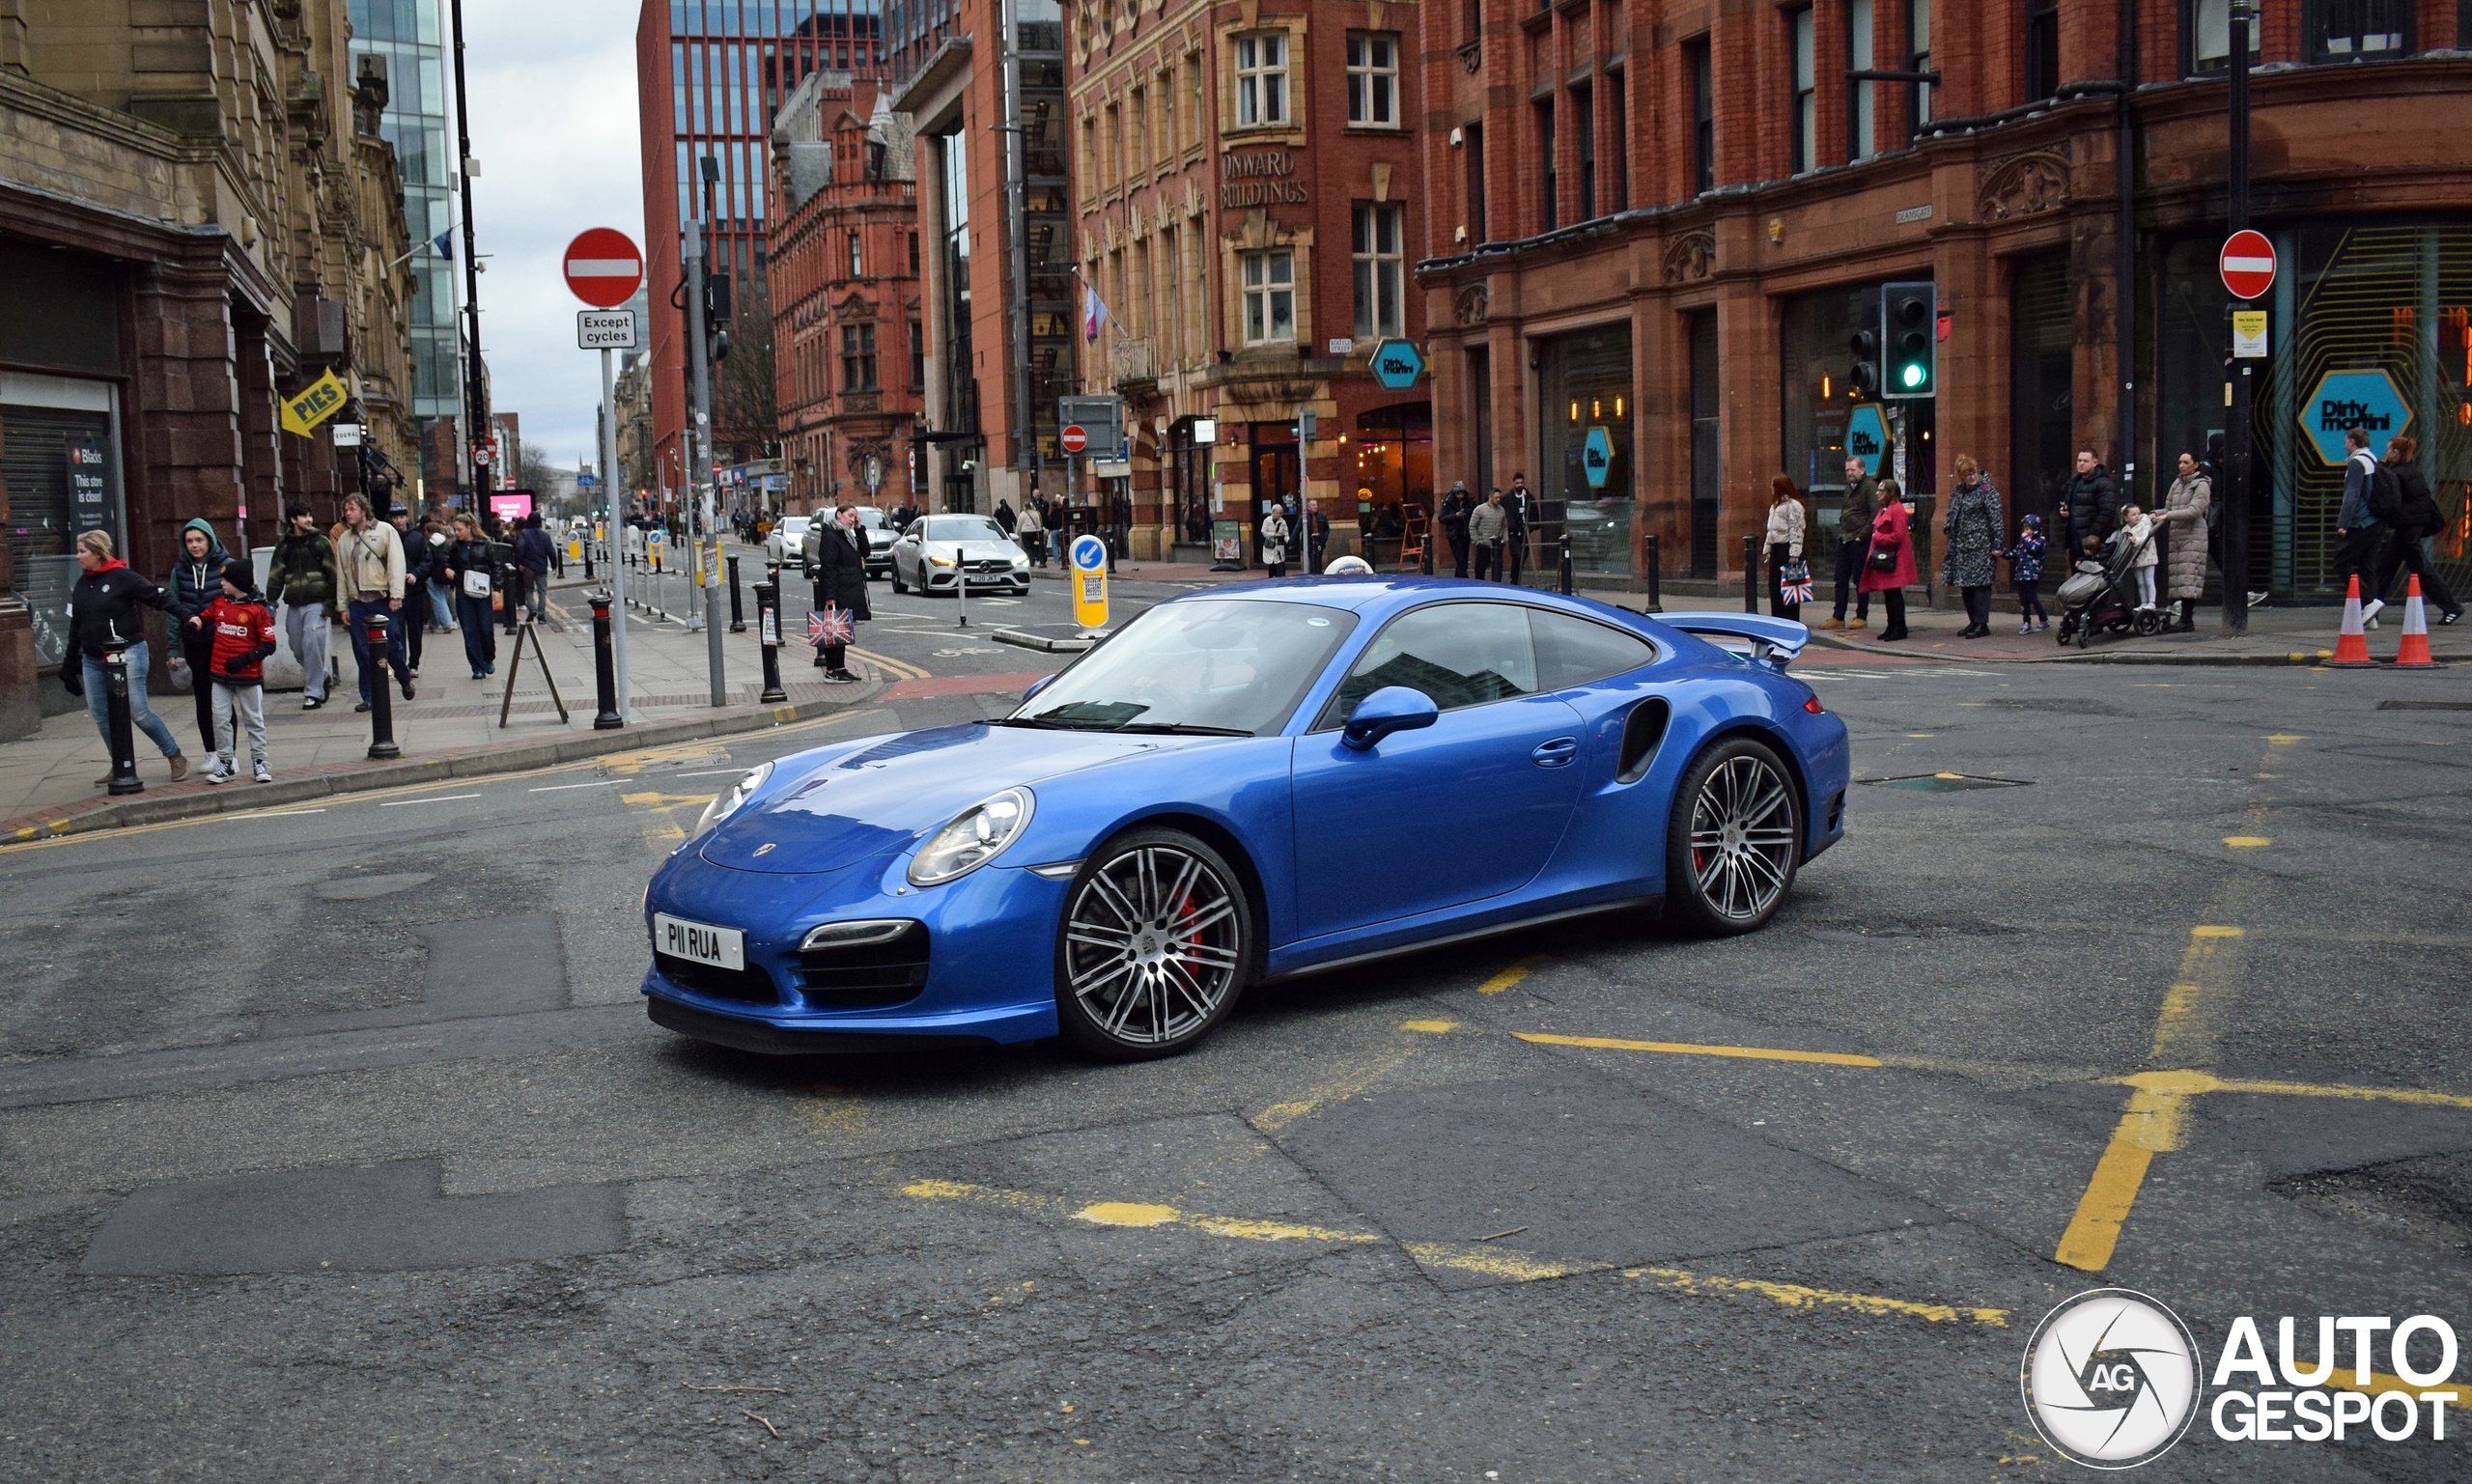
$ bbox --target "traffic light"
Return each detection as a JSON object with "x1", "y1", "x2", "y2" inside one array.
[
  {"x1": 1848, "y1": 328, "x2": 1881, "y2": 399},
  {"x1": 1883, "y1": 281, "x2": 1936, "y2": 399},
  {"x1": 704, "y1": 271, "x2": 733, "y2": 365}
]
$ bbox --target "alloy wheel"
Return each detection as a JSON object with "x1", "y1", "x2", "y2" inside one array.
[
  {"x1": 1687, "y1": 753, "x2": 1797, "y2": 922},
  {"x1": 1062, "y1": 843, "x2": 1244, "y2": 1048}
]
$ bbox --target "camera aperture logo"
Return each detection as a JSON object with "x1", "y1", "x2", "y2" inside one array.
[{"x1": 2022, "y1": 1289, "x2": 2201, "y2": 1469}]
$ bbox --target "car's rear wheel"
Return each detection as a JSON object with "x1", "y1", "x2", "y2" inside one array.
[
  {"x1": 1054, "y1": 827, "x2": 1252, "y2": 1060},
  {"x1": 1664, "y1": 738, "x2": 1801, "y2": 937}
]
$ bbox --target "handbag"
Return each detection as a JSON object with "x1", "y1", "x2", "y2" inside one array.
[
  {"x1": 1868, "y1": 545, "x2": 1898, "y2": 573},
  {"x1": 462, "y1": 567, "x2": 492, "y2": 600},
  {"x1": 1780, "y1": 559, "x2": 1813, "y2": 604}
]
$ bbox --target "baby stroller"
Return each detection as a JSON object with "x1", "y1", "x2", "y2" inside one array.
[{"x1": 2053, "y1": 524, "x2": 2161, "y2": 648}]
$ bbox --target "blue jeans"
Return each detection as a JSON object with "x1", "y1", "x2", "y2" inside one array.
[
  {"x1": 457, "y1": 594, "x2": 496, "y2": 672},
  {"x1": 84, "y1": 645, "x2": 182, "y2": 760},
  {"x1": 428, "y1": 580, "x2": 455, "y2": 630},
  {"x1": 346, "y1": 598, "x2": 408, "y2": 701}
]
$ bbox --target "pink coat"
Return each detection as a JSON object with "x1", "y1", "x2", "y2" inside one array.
[{"x1": 1858, "y1": 500, "x2": 1917, "y2": 592}]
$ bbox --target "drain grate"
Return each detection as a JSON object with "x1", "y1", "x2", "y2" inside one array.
[
  {"x1": 2378, "y1": 700, "x2": 2472, "y2": 711},
  {"x1": 1861, "y1": 772, "x2": 2034, "y2": 792}
]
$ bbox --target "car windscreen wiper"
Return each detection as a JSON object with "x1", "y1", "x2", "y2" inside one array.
[
  {"x1": 993, "y1": 716, "x2": 1075, "y2": 729},
  {"x1": 1109, "y1": 722, "x2": 1253, "y2": 737}
]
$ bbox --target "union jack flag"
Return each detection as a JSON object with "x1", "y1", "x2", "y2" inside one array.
[{"x1": 807, "y1": 605, "x2": 853, "y2": 646}]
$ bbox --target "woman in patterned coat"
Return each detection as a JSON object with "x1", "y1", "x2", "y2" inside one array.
[{"x1": 1940, "y1": 455, "x2": 2005, "y2": 639}]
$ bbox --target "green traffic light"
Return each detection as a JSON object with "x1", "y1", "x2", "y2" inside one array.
[{"x1": 1900, "y1": 364, "x2": 1924, "y2": 388}]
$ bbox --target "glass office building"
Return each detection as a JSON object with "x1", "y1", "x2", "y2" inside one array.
[{"x1": 349, "y1": 0, "x2": 460, "y2": 425}]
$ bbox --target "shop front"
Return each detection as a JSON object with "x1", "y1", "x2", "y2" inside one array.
[
  {"x1": 1534, "y1": 324, "x2": 1635, "y2": 575},
  {"x1": 1347, "y1": 402, "x2": 1431, "y2": 568}
]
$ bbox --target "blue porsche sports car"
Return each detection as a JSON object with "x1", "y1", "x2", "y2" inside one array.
[{"x1": 642, "y1": 578, "x2": 1850, "y2": 1060}]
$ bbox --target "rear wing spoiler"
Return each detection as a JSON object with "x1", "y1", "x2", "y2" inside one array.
[{"x1": 1656, "y1": 611, "x2": 1811, "y2": 669}]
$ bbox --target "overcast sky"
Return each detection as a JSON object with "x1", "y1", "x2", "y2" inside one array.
[{"x1": 461, "y1": 0, "x2": 646, "y2": 473}]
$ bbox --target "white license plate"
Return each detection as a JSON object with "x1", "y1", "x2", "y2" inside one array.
[{"x1": 655, "y1": 913, "x2": 745, "y2": 971}]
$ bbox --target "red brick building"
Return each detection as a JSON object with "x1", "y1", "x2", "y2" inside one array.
[
  {"x1": 1068, "y1": 0, "x2": 1430, "y2": 560},
  {"x1": 769, "y1": 71, "x2": 925, "y2": 517},
  {"x1": 1419, "y1": 0, "x2": 2472, "y2": 601}
]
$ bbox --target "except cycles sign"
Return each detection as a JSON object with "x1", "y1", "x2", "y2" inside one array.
[{"x1": 576, "y1": 309, "x2": 640, "y2": 350}]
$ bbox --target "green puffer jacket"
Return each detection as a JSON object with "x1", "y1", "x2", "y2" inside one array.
[{"x1": 266, "y1": 528, "x2": 341, "y2": 610}]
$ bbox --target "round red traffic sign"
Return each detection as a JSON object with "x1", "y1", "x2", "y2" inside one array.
[
  {"x1": 563, "y1": 228, "x2": 643, "y2": 308},
  {"x1": 2220, "y1": 230, "x2": 2276, "y2": 300},
  {"x1": 1060, "y1": 425, "x2": 1087, "y2": 455}
]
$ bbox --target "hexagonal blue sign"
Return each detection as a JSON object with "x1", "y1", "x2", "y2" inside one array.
[
  {"x1": 1845, "y1": 404, "x2": 1889, "y2": 478},
  {"x1": 1582, "y1": 426, "x2": 1615, "y2": 489},
  {"x1": 1370, "y1": 338, "x2": 1423, "y2": 390},
  {"x1": 2299, "y1": 369, "x2": 2411, "y2": 466}
]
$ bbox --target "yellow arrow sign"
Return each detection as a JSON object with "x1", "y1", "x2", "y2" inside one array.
[{"x1": 279, "y1": 368, "x2": 350, "y2": 437}]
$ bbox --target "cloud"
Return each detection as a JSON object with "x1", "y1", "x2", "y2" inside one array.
[{"x1": 460, "y1": 0, "x2": 647, "y2": 473}]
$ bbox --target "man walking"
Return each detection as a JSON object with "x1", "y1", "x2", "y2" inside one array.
[
  {"x1": 1303, "y1": 499, "x2": 1331, "y2": 574},
  {"x1": 516, "y1": 515, "x2": 555, "y2": 620},
  {"x1": 1503, "y1": 474, "x2": 1534, "y2": 586},
  {"x1": 2334, "y1": 426, "x2": 2390, "y2": 623},
  {"x1": 265, "y1": 502, "x2": 340, "y2": 710},
  {"x1": 2058, "y1": 449, "x2": 2119, "y2": 561},
  {"x1": 1819, "y1": 457, "x2": 1878, "y2": 630},
  {"x1": 334, "y1": 492, "x2": 411, "y2": 713},
  {"x1": 1468, "y1": 488, "x2": 1510, "y2": 581},
  {"x1": 1440, "y1": 482, "x2": 1474, "y2": 577}
]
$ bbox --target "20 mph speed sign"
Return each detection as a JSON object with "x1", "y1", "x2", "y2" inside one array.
[{"x1": 2220, "y1": 231, "x2": 2275, "y2": 300}]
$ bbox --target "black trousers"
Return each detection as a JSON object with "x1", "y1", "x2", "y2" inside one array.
[
  {"x1": 2373, "y1": 528, "x2": 2462, "y2": 615},
  {"x1": 181, "y1": 628, "x2": 216, "y2": 752},
  {"x1": 1877, "y1": 587, "x2": 1909, "y2": 638},
  {"x1": 1962, "y1": 584, "x2": 1992, "y2": 629},
  {"x1": 1768, "y1": 543, "x2": 1800, "y2": 620},
  {"x1": 1832, "y1": 543, "x2": 1872, "y2": 620},
  {"x1": 1447, "y1": 532, "x2": 1470, "y2": 577},
  {"x1": 1505, "y1": 531, "x2": 1527, "y2": 585},
  {"x1": 1473, "y1": 544, "x2": 1503, "y2": 582},
  {"x1": 2336, "y1": 526, "x2": 2387, "y2": 592}
]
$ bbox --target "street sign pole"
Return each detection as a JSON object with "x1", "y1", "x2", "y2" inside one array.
[
  {"x1": 2223, "y1": 0, "x2": 2254, "y2": 634},
  {"x1": 685, "y1": 206, "x2": 727, "y2": 704},
  {"x1": 603, "y1": 344, "x2": 631, "y2": 720}
]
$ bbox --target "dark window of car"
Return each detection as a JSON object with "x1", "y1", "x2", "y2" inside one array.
[
  {"x1": 1014, "y1": 599, "x2": 1359, "y2": 736},
  {"x1": 1530, "y1": 609, "x2": 1660, "y2": 689},
  {"x1": 1318, "y1": 602, "x2": 1539, "y2": 727}
]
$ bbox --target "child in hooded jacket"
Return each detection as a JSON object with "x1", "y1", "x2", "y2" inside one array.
[
  {"x1": 200, "y1": 558, "x2": 278, "y2": 783},
  {"x1": 2004, "y1": 513, "x2": 2049, "y2": 633}
]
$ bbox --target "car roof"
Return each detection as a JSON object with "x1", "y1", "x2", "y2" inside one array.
[{"x1": 1164, "y1": 575, "x2": 1665, "y2": 635}]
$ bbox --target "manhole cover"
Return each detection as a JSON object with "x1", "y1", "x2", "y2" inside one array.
[
  {"x1": 1861, "y1": 772, "x2": 2033, "y2": 792},
  {"x1": 2378, "y1": 700, "x2": 2472, "y2": 711}
]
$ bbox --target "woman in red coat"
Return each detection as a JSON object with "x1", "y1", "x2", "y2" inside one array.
[{"x1": 1858, "y1": 479, "x2": 1916, "y2": 640}]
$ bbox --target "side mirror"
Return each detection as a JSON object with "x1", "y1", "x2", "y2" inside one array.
[
  {"x1": 1023, "y1": 673, "x2": 1057, "y2": 701},
  {"x1": 1341, "y1": 686, "x2": 1439, "y2": 752}
]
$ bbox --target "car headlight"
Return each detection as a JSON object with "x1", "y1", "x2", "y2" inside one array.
[
  {"x1": 907, "y1": 787, "x2": 1034, "y2": 886},
  {"x1": 928, "y1": 553, "x2": 954, "y2": 568},
  {"x1": 690, "y1": 760, "x2": 773, "y2": 840}
]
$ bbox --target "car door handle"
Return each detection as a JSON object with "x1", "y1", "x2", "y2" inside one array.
[{"x1": 1531, "y1": 737, "x2": 1579, "y2": 767}]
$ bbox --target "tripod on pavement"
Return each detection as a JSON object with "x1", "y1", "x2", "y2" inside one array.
[{"x1": 496, "y1": 614, "x2": 571, "y2": 728}]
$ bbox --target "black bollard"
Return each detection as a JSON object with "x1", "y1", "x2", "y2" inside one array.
[
  {"x1": 727, "y1": 554, "x2": 745, "y2": 632},
  {"x1": 1644, "y1": 533, "x2": 1663, "y2": 613},
  {"x1": 1743, "y1": 534, "x2": 1761, "y2": 614},
  {"x1": 102, "y1": 642, "x2": 143, "y2": 796},
  {"x1": 364, "y1": 610, "x2": 402, "y2": 759},
  {"x1": 753, "y1": 579, "x2": 788, "y2": 704},
  {"x1": 590, "y1": 590, "x2": 624, "y2": 730},
  {"x1": 583, "y1": 530, "x2": 596, "y2": 581}
]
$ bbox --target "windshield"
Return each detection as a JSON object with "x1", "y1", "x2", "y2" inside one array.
[
  {"x1": 918, "y1": 516, "x2": 1009, "y2": 545},
  {"x1": 1010, "y1": 599, "x2": 1358, "y2": 736},
  {"x1": 778, "y1": 518, "x2": 810, "y2": 534},
  {"x1": 855, "y1": 507, "x2": 886, "y2": 528}
]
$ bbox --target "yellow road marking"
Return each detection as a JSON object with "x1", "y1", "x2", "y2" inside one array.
[
  {"x1": 2054, "y1": 1082, "x2": 2193, "y2": 1272},
  {"x1": 1408, "y1": 1242, "x2": 1610, "y2": 1283},
  {"x1": 1398, "y1": 1019, "x2": 1458, "y2": 1034},
  {"x1": 848, "y1": 646, "x2": 929, "y2": 681},
  {"x1": 1516, "y1": 1032, "x2": 1884, "y2": 1068},
  {"x1": 2148, "y1": 926, "x2": 2245, "y2": 1065},
  {"x1": 1250, "y1": 1018, "x2": 1452, "y2": 1134},
  {"x1": 2223, "y1": 835, "x2": 2270, "y2": 847},
  {"x1": 2104, "y1": 1068, "x2": 2472, "y2": 1111},
  {"x1": 1477, "y1": 955, "x2": 1550, "y2": 994},
  {"x1": 1621, "y1": 1265, "x2": 2010, "y2": 1328}
]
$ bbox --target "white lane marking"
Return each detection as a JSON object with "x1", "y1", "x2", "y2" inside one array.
[
  {"x1": 530, "y1": 780, "x2": 616, "y2": 793},
  {"x1": 380, "y1": 794, "x2": 480, "y2": 806}
]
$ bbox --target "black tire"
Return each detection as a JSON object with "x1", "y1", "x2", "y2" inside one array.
[
  {"x1": 1664, "y1": 737, "x2": 1802, "y2": 937},
  {"x1": 1053, "y1": 826, "x2": 1254, "y2": 1060},
  {"x1": 890, "y1": 564, "x2": 908, "y2": 595}
]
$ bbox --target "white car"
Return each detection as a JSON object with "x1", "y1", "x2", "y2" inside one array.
[
  {"x1": 765, "y1": 516, "x2": 812, "y2": 565},
  {"x1": 888, "y1": 514, "x2": 1031, "y2": 597}
]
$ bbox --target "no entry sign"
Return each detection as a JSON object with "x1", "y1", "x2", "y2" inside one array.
[
  {"x1": 563, "y1": 228, "x2": 643, "y2": 308},
  {"x1": 2220, "y1": 231, "x2": 2276, "y2": 300},
  {"x1": 1060, "y1": 425, "x2": 1088, "y2": 455}
]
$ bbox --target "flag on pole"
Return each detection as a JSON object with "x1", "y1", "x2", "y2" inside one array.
[
  {"x1": 432, "y1": 229, "x2": 455, "y2": 260},
  {"x1": 1082, "y1": 279, "x2": 1111, "y2": 343}
]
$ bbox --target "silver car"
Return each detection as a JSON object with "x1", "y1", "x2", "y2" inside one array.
[
  {"x1": 765, "y1": 515, "x2": 812, "y2": 566},
  {"x1": 889, "y1": 514, "x2": 1031, "y2": 597}
]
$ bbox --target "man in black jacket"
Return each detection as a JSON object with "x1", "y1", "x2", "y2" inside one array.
[
  {"x1": 2374, "y1": 434, "x2": 2463, "y2": 623},
  {"x1": 1503, "y1": 473, "x2": 1534, "y2": 585},
  {"x1": 65, "y1": 529, "x2": 188, "y2": 783},
  {"x1": 2058, "y1": 450, "x2": 2119, "y2": 560},
  {"x1": 266, "y1": 503, "x2": 340, "y2": 709},
  {"x1": 1440, "y1": 482, "x2": 1473, "y2": 577}
]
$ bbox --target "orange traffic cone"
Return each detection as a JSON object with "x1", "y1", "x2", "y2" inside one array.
[
  {"x1": 2392, "y1": 575, "x2": 2446, "y2": 669},
  {"x1": 2324, "y1": 575, "x2": 2377, "y2": 667}
]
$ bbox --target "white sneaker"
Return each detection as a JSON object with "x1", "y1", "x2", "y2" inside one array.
[
  {"x1": 2361, "y1": 599, "x2": 2384, "y2": 629},
  {"x1": 253, "y1": 763, "x2": 273, "y2": 784},
  {"x1": 204, "y1": 767, "x2": 233, "y2": 786}
]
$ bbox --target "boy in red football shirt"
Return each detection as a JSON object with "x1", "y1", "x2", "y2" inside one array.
[{"x1": 201, "y1": 558, "x2": 278, "y2": 783}]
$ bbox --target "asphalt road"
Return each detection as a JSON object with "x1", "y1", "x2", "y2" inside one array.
[{"x1": 2, "y1": 580, "x2": 2468, "y2": 1482}]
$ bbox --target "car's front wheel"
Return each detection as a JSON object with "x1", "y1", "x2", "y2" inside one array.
[
  {"x1": 1664, "y1": 737, "x2": 1801, "y2": 936},
  {"x1": 1054, "y1": 827, "x2": 1253, "y2": 1060}
]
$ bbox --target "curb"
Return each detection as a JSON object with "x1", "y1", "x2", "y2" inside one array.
[
  {"x1": 1803, "y1": 630, "x2": 2472, "y2": 667},
  {"x1": 991, "y1": 628, "x2": 1101, "y2": 653},
  {"x1": 5, "y1": 677, "x2": 887, "y2": 846}
]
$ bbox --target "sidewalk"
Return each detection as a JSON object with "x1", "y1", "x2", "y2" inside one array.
[
  {"x1": 1799, "y1": 597, "x2": 2472, "y2": 665},
  {"x1": 1, "y1": 566, "x2": 889, "y2": 842}
]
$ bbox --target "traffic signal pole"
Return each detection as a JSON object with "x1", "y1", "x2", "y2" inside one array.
[
  {"x1": 448, "y1": 0, "x2": 488, "y2": 507},
  {"x1": 685, "y1": 168, "x2": 727, "y2": 705},
  {"x1": 2221, "y1": 0, "x2": 2254, "y2": 635}
]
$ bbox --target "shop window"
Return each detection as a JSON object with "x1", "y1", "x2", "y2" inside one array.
[
  {"x1": 842, "y1": 322, "x2": 877, "y2": 391},
  {"x1": 2306, "y1": 0, "x2": 2409, "y2": 61},
  {"x1": 1234, "y1": 32, "x2": 1289, "y2": 127},
  {"x1": 1536, "y1": 98, "x2": 1557, "y2": 232},
  {"x1": 1241, "y1": 250, "x2": 1295, "y2": 343},
  {"x1": 1907, "y1": 0, "x2": 1932, "y2": 139},
  {"x1": 1347, "y1": 34, "x2": 1399, "y2": 126},
  {"x1": 1687, "y1": 40, "x2": 1714, "y2": 193},
  {"x1": 1353, "y1": 203, "x2": 1405, "y2": 339},
  {"x1": 1789, "y1": 9, "x2": 1815, "y2": 174},
  {"x1": 1537, "y1": 324, "x2": 1636, "y2": 575},
  {"x1": 2025, "y1": 0, "x2": 2059, "y2": 100},
  {"x1": 2182, "y1": 0, "x2": 2261, "y2": 74},
  {"x1": 910, "y1": 320, "x2": 925, "y2": 390}
]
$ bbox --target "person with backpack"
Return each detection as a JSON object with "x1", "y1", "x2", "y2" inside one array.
[
  {"x1": 265, "y1": 502, "x2": 340, "y2": 710},
  {"x1": 2334, "y1": 426, "x2": 2393, "y2": 626},
  {"x1": 2373, "y1": 434, "x2": 2462, "y2": 625},
  {"x1": 198, "y1": 558, "x2": 277, "y2": 784}
]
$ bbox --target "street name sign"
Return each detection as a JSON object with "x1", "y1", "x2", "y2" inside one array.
[
  {"x1": 563, "y1": 228, "x2": 643, "y2": 308},
  {"x1": 2220, "y1": 231, "x2": 2275, "y2": 300}
]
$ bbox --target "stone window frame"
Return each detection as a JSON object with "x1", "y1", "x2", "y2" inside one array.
[
  {"x1": 1232, "y1": 29, "x2": 1291, "y2": 129},
  {"x1": 1345, "y1": 31, "x2": 1401, "y2": 128},
  {"x1": 1352, "y1": 202, "x2": 1406, "y2": 340},
  {"x1": 1239, "y1": 247, "x2": 1298, "y2": 345}
]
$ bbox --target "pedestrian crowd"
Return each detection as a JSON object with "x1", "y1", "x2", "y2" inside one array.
[{"x1": 60, "y1": 500, "x2": 574, "y2": 789}]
